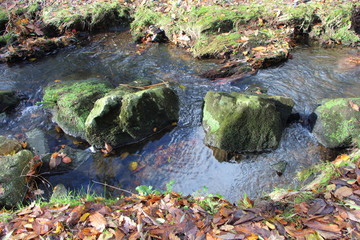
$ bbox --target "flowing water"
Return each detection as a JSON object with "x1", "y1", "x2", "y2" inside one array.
[{"x1": 0, "y1": 30, "x2": 359, "y2": 202}]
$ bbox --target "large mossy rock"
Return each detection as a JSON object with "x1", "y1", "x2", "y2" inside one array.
[
  {"x1": 202, "y1": 92, "x2": 294, "y2": 152},
  {"x1": 0, "y1": 90, "x2": 21, "y2": 113},
  {"x1": 312, "y1": 98, "x2": 360, "y2": 148},
  {"x1": 85, "y1": 85, "x2": 179, "y2": 148},
  {"x1": 0, "y1": 136, "x2": 33, "y2": 207},
  {"x1": 43, "y1": 79, "x2": 112, "y2": 139}
]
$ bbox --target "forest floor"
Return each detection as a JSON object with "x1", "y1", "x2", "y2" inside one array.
[{"x1": 0, "y1": 150, "x2": 360, "y2": 239}]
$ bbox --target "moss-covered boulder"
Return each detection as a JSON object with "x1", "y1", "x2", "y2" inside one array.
[
  {"x1": 312, "y1": 98, "x2": 360, "y2": 148},
  {"x1": 85, "y1": 85, "x2": 179, "y2": 148},
  {"x1": 43, "y1": 79, "x2": 112, "y2": 139},
  {"x1": 202, "y1": 92, "x2": 294, "y2": 152},
  {"x1": 0, "y1": 136, "x2": 33, "y2": 208},
  {"x1": 0, "y1": 90, "x2": 21, "y2": 113}
]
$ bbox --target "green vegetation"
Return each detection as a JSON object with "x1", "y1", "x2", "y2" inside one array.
[
  {"x1": 0, "y1": 33, "x2": 15, "y2": 47},
  {"x1": 42, "y1": 1, "x2": 130, "y2": 30}
]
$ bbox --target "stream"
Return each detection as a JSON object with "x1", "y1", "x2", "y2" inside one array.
[{"x1": 0, "y1": 30, "x2": 359, "y2": 202}]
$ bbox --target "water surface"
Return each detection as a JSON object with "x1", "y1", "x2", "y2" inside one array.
[{"x1": 0, "y1": 31, "x2": 358, "y2": 202}]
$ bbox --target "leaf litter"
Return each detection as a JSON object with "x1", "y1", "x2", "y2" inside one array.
[{"x1": 1, "y1": 155, "x2": 360, "y2": 239}]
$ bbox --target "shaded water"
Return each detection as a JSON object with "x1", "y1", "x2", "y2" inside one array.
[{"x1": 0, "y1": 31, "x2": 359, "y2": 202}]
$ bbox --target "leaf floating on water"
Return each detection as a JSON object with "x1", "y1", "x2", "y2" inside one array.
[
  {"x1": 49, "y1": 152, "x2": 62, "y2": 169},
  {"x1": 120, "y1": 152, "x2": 129, "y2": 160},
  {"x1": 349, "y1": 101, "x2": 360, "y2": 112},
  {"x1": 153, "y1": 127, "x2": 157, "y2": 132},
  {"x1": 54, "y1": 80, "x2": 62, "y2": 83},
  {"x1": 178, "y1": 84, "x2": 187, "y2": 91},
  {"x1": 104, "y1": 142, "x2": 113, "y2": 153},
  {"x1": 62, "y1": 156, "x2": 72, "y2": 164},
  {"x1": 21, "y1": 141, "x2": 27, "y2": 149},
  {"x1": 129, "y1": 162, "x2": 138, "y2": 171}
]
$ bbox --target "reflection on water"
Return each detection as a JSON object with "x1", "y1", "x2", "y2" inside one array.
[{"x1": 0, "y1": 31, "x2": 358, "y2": 202}]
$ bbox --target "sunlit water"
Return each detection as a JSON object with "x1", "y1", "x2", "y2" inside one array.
[{"x1": 0, "y1": 31, "x2": 359, "y2": 202}]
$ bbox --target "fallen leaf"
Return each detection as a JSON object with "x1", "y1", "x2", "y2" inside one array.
[
  {"x1": 21, "y1": 141, "x2": 27, "y2": 148},
  {"x1": 252, "y1": 46, "x2": 267, "y2": 51},
  {"x1": 49, "y1": 152, "x2": 62, "y2": 169},
  {"x1": 333, "y1": 154, "x2": 350, "y2": 166},
  {"x1": 89, "y1": 212, "x2": 107, "y2": 232},
  {"x1": 349, "y1": 101, "x2": 359, "y2": 111},
  {"x1": 304, "y1": 220, "x2": 341, "y2": 234},
  {"x1": 129, "y1": 161, "x2": 138, "y2": 171},
  {"x1": 62, "y1": 156, "x2": 72, "y2": 164},
  {"x1": 120, "y1": 152, "x2": 129, "y2": 160},
  {"x1": 54, "y1": 80, "x2": 62, "y2": 83},
  {"x1": 66, "y1": 205, "x2": 85, "y2": 225},
  {"x1": 334, "y1": 186, "x2": 353, "y2": 200}
]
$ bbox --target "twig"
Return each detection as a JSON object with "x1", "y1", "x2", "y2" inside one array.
[
  {"x1": 119, "y1": 82, "x2": 168, "y2": 90},
  {"x1": 92, "y1": 180, "x2": 134, "y2": 195}
]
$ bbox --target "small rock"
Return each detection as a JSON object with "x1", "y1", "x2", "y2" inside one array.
[
  {"x1": 0, "y1": 135, "x2": 21, "y2": 156},
  {"x1": 271, "y1": 160, "x2": 288, "y2": 176},
  {"x1": 50, "y1": 184, "x2": 68, "y2": 202},
  {"x1": 26, "y1": 128, "x2": 50, "y2": 155}
]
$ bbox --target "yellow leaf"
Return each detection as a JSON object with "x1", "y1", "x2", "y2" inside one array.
[
  {"x1": 246, "y1": 234, "x2": 259, "y2": 240},
  {"x1": 332, "y1": 154, "x2": 350, "y2": 166},
  {"x1": 53, "y1": 222, "x2": 64, "y2": 233},
  {"x1": 265, "y1": 221, "x2": 275, "y2": 229},
  {"x1": 80, "y1": 212, "x2": 91, "y2": 222},
  {"x1": 129, "y1": 162, "x2": 138, "y2": 171},
  {"x1": 178, "y1": 84, "x2": 187, "y2": 91},
  {"x1": 120, "y1": 152, "x2": 129, "y2": 160},
  {"x1": 21, "y1": 141, "x2": 27, "y2": 148},
  {"x1": 54, "y1": 80, "x2": 62, "y2": 83},
  {"x1": 29, "y1": 58, "x2": 37, "y2": 61},
  {"x1": 252, "y1": 46, "x2": 267, "y2": 51}
]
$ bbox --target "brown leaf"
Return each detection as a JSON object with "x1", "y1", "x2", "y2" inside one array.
[
  {"x1": 346, "y1": 210, "x2": 360, "y2": 223},
  {"x1": 89, "y1": 212, "x2": 107, "y2": 232},
  {"x1": 34, "y1": 27, "x2": 44, "y2": 36},
  {"x1": 304, "y1": 220, "x2": 341, "y2": 234},
  {"x1": 49, "y1": 152, "x2": 62, "y2": 169},
  {"x1": 334, "y1": 186, "x2": 353, "y2": 200},
  {"x1": 66, "y1": 205, "x2": 85, "y2": 225},
  {"x1": 349, "y1": 101, "x2": 360, "y2": 112},
  {"x1": 32, "y1": 218, "x2": 51, "y2": 235},
  {"x1": 105, "y1": 142, "x2": 113, "y2": 153},
  {"x1": 62, "y1": 156, "x2": 72, "y2": 164}
]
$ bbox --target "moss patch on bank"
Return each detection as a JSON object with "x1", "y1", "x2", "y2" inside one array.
[{"x1": 131, "y1": 1, "x2": 359, "y2": 60}]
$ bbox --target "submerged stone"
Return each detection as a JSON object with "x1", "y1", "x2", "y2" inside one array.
[
  {"x1": 312, "y1": 98, "x2": 360, "y2": 148},
  {"x1": 85, "y1": 85, "x2": 179, "y2": 148},
  {"x1": 202, "y1": 92, "x2": 294, "y2": 152},
  {"x1": 0, "y1": 136, "x2": 22, "y2": 155},
  {"x1": 43, "y1": 79, "x2": 112, "y2": 139},
  {"x1": 0, "y1": 90, "x2": 21, "y2": 113}
]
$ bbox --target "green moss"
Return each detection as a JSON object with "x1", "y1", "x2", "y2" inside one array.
[
  {"x1": 130, "y1": 6, "x2": 163, "y2": 39},
  {"x1": 192, "y1": 32, "x2": 242, "y2": 58},
  {"x1": 0, "y1": 8, "x2": 8, "y2": 23},
  {"x1": 314, "y1": 98, "x2": 360, "y2": 148},
  {"x1": 43, "y1": 80, "x2": 111, "y2": 138},
  {"x1": 317, "y1": 3, "x2": 359, "y2": 45},
  {"x1": 0, "y1": 33, "x2": 15, "y2": 47},
  {"x1": 42, "y1": 1, "x2": 129, "y2": 30}
]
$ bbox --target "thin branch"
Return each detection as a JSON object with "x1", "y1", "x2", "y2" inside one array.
[{"x1": 92, "y1": 180, "x2": 134, "y2": 195}]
